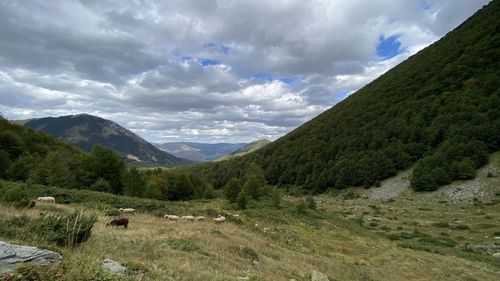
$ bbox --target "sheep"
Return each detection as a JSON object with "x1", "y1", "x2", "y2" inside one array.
[
  {"x1": 119, "y1": 208, "x2": 136, "y2": 214},
  {"x1": 195, "y1": 216, "x2": 205, "y2": 221},
  {"x1": 164, "y1": 215, "x2": 180, "y2": 221},
  {"x1": 213, "y1": 215, "x2": 226, "y2": 223},
  {"x1": 106, "y1": 217, "x2": 129, "y2": 228},
  {"x1": 181, "y1": 215, "x2": 195, "y2": 221},
  {"x1": 37, "y1": 196, "x2": 55, "y2": 204},
  {"x1": 263, "y1": 227, "x2": 270, "y2": 233}
]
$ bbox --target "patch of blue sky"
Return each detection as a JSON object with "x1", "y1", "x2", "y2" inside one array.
[
  {"x1": 252, "y1": 71, "x2": 273, "y2": 81},
  {"x1": 277, "y1": 76, "x2": 297, "y2": 85},
  {"x1": 197, "y1": 58, "x2": 220, "y2": 66},
  {"x1": 204, "y1": 42, "x2": 230, "y2": 54},
  {"x1": 376, "y1": 35, "x2": 402, "y2": 60}
]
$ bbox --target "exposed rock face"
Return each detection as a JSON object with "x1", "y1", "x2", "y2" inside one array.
[
  {"x1": 102, "y1": 259, "x2": 127, "y2": 275},
  {"x1": 311, "y1": 270, "x2": 330, "y2": 281},
  {"x1": 0, "y1": 241, "x2": 63, "y2": 274}
]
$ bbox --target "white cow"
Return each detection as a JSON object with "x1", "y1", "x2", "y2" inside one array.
[{"x1": 195, "y1": 216, "x2": 205, "y2": 221}]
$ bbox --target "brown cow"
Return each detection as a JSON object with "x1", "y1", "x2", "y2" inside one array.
[{"x1": 106, "y1": 217, "x2": 129, "y2": 228}]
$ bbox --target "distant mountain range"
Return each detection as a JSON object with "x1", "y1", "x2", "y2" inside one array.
[
  {"x1": 23, "y1": 114, "x2": 190, "y2": 167},
  {"x1": 155, "y1": 142, "x2": 247, "y2": 162},
  {"x1": 215, "y1": 139, "x2": 271, "y2": 161}
]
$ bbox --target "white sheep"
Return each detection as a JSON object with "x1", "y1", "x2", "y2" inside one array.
[
  {"x1": 195, "y1": 216, "x2": 205, "y2": 221},
  {"x1": 119, "y1": 208, "x2": 136, "y2": 214},
  {"x1": 181, "y1": 215, "x2": 195, "y2": 221},
  {"x1": 164, "y1": 215, "x2": 180, "y2": 221},
  {"x1": 213, "y1": 215, "x2": 226, "y2": 223},
  {"x1": 37, "y1": 196, "x2": 55, "y2": 204}
]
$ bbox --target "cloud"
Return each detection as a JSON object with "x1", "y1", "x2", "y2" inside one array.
[{"x1": 0, "y1": 0, "x2": 491, "y2": 143}]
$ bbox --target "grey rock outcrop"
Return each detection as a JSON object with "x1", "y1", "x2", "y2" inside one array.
[
  {"x1": 102, "y1": 259, "x2": 127, "y2": 275},
  {"x1": 311, "y1": 270, "x2": 329, "y2": 281},
  {"x1": 0, "y1": 241, "x2": 63, "y2": 274}
]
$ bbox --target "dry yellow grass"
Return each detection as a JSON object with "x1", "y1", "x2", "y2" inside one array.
[{"x1": 2, "y1": 196, "x2": 498, "y2": 281}]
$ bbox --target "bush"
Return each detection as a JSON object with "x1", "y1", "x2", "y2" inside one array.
[
  {"x1": 295, "y1": 199, "x2": 306, "y2": 214},
  {"x1": 0, "y1": 184, "x2": 31, "y2": 208},
  {"x1": 236, "y1": 190, "x2": 250, "y2": 210},
  {"x1": 305, "y1": 195, "x2": 317, "y2": 210},
  {"x1": 271, "y1": 189, "x2": 281, "y2": 208},
  {"x1": 0, "y1": 210, "x2": 97, "y2": 247},
  {"x1": 343, "y1": 191, "x2": 360, "y2": 200}
]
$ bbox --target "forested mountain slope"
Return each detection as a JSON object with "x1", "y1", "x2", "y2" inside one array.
[
  {"x1": 185, "y1": 0, "x2": 500, "y2": 193},
  {"x1": 24, "y1": 114, "x2": 189, "y2": 167}
]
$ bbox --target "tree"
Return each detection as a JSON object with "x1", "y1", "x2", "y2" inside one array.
[
  {"x1": 0, "y1": 150, "x2": 11, "y2": 178},
  {"x1": 242, "y1": 174, "x2": 262, "y2": 200},
  {"x1": 0, "y1": 130, "x2": 24, "y2": 160},
  {"x1": 83, "y1": 145, "x2": 126, "y2": 194},
  {"x1": 169, "y1": 174, "x2": 194, "y2": 201},
  {"x1": 122, "y1": 167, "x2": 146, "y2": 197},
  {"x1": 90, "y1": 178, "x2": 112, "y2": 193},
  {"x1": 223, "y1": 178, "x2": 242, "y2": 203},
  {"x1": 236, "y1": 190, "x2": 250, "y2": 210},
  {"x1": 203, "y1": 183, "x2": 216, "y2": 199},
  {"x1": 431, "y1": 167, "x2": 451, "y2": 186},
  {"x1": 9, "y1": 153, "x2": 38, "y2": 181}
]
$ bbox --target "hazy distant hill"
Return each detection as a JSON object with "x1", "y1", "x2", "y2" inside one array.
[
  {"x1": 24, "y1": 114, "x2": 190, "y2": 167},
  {"x1": 155, "y1": 142, "x2": 246, "y2": 162},
  {"x1": 215, "y1": 139, "x2": 271, "y2": 161}
]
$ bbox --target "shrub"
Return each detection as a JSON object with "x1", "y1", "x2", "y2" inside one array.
[
  {"x1": 343, "y1": 191, "x2": 360, "y2": 200},
  {"x1": 0, "y1": 211, "x2": 97, "y2": 247},
  {"x1": 29, "y1": 210, "x2": 97, "y2": 247},
  {"x1": 236, "y1": 190, "x2": 250, "y2": 210},
  {"x1": 230, "y1": 245, "x2": 258, "y2": 261},
  {"x1": 295, "y1": 199, "x2": 306, "y2": 214},
  {"x1": 305, "y1": 195, "x2": 317, "y2": 210},
  {"x1": 0, "y1": 184, "x2": 31, "y2": 208},
  {"x1": 271, "y1": 189, "x2": 281, "y2": 208}
]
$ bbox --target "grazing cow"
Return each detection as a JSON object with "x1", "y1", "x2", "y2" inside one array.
[
  {"x1": 37, "y1": 197, "x2": 56, "y2": 204},
  {"x1": 119, "y1": 208, "x2": 136, "y2": 214},
  {"x1": 213, "y1": 215, "x2": 226, "y2": 223},
  {"x1": 181, "y1": 215, "x2": 195, "y2": 221},
  {"x1": 195, "y1": 216, "x2": 205, "y2": 221},
  {"x1": 106, "y1": 217, "x2": 129, "y2": 228},
  {"x1": 164, "y1": 215, "x2": 180, "y2": 221}
]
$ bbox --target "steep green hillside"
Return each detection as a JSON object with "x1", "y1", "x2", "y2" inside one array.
[
  {"x1": 24, "y1": 114, "x2": 189, "y2": 167},
  {"x1": 183, "y1": 1, "x2": 500, "y2": 192},
  {"x1": 216, "y1": 139, "x2": 271, "y2": 161}
]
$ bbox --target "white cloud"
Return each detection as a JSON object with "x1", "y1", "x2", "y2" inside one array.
[{"x1": 0, "y1": 0, "x2": 491, "y2": 143}]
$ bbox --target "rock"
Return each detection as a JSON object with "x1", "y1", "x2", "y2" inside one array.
[
  {"x1": 311, "y1": 270, "x2": 329, "y2": 281},
  {"x1": 252, "y1": 260, "x2": 260, "y2": 269},
  {"x1": 493, "y1": 253, "x2": 500, "y2": 258},
  {"x1": 102, "y1": 259, "x2": 128, "y2": 275},
  {"x1": 0, "y1": 240, "x2": 63, "y2": 274}
]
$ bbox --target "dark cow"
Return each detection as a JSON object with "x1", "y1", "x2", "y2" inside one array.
[{"x1": 106, "y1": 217, "x2": 129, "y2": 228}]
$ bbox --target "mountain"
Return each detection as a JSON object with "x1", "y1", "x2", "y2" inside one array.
[
  {"x1": 185, "y1": 1, "x2": 500, "y2": 192},
  {"x1": 155, "y1": 142, "x2": 246, "y2": 162},
  {"x1": 215, "y1": 139, "x2": 270, "y2": 161},
  {"x1": 24, "y1": 114, "x2": 190, "y2": 167}
]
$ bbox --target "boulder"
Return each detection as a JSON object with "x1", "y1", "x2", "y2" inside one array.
[
  {"x1": 102, "y1": 259, "x2": 127, "y2": 275},
  {"x1": 0, "y1": 240, "x2": 63, "y2": 274},
  {"x1": 311, "y1": 270, "x2": 329, "y2": 281}
]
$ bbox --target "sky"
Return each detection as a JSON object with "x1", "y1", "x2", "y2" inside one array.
[{"x1": 0, "y1": 0, "x2": 491, "y2": 143}]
